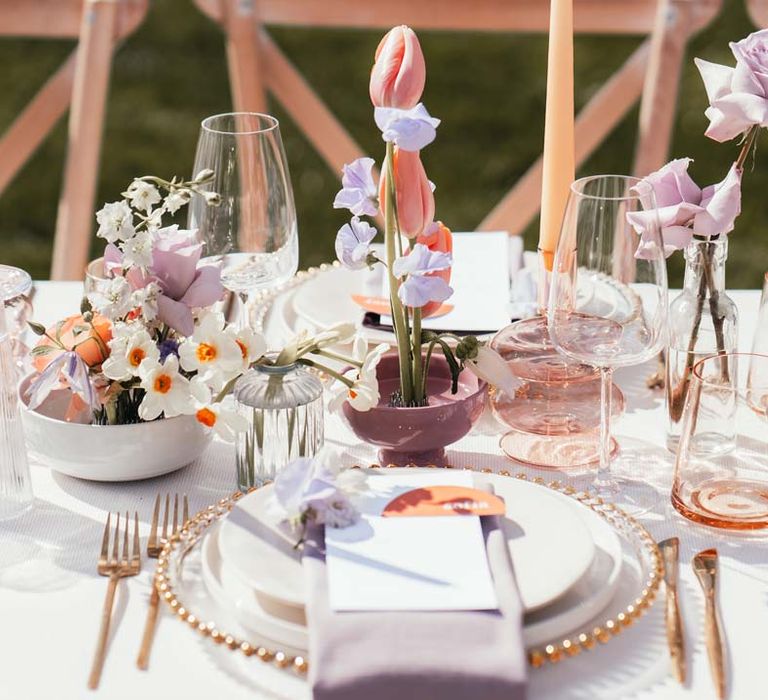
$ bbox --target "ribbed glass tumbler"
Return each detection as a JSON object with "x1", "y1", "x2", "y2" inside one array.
[
  {"x1": 0, "y1": 307, "x2": 33, "y2": 519},
  {"x1": 233, "y1": 363, "x2": 324, "y2": 490}
]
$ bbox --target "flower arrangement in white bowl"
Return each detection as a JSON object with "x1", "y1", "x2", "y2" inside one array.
[{"x1": 20, "y1": 172, "x2": 392, "y2": 481}]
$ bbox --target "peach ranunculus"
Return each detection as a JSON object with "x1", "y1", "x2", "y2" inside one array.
[
  {"x1": 416, "y1": 221, "x2": 453, "y2": 317},
  {"x1": 33, "y1": 314, "x2": 112, "y2": 373},
  {"x1": 369, "y1": 25, "x2": 426, "y2": 109},
  {"x1": 380, "y1": 147, "x2": 434, "y2": 239}
]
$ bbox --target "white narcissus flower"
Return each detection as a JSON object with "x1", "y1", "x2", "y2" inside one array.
[
  {"x1": 137, "y1": 355, "x2": 193, "y2": 420},
  {"x1": 121, "y1": 229, "x2": 154, "y2": 269},
  {"x1": 312, "y1": 322, "x2": 357, "y2": 349},
  {"x1": 225, "y1": 326, "x2": 267, "y2": 371},
  {"x1": 102, "y1": 326, "x2": 160, "y2": 381},
  {"x1": 178, "y1": 311, "x2": 243, "y2": 388},
  {"x1": 189, "y1": 378, "x2": 248, "y2": 441},
  {"x1": 87, "y1": 276, "x2": 133, "y2": 320},
  {"x1": 328, "y1": 342, "x2": 388, "y2": 412},
  {"x1": 95, "y1": 201, "x2": 135, "y2": 243},
  {"x1": 464, "y1": 345, "x2": 520, "y2": 397},
  {"x1": 123, "y1": 180, "x2": 162, "y2": 213}
]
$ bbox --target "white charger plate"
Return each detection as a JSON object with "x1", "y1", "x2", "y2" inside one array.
[
  {"x1": 201, "y1": 472, "x2": 623, "y2": 650},
  {"x1": 217, "y1": 469, "x2": 609, "y2": 614}
]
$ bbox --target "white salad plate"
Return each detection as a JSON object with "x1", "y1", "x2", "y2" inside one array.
[{"x1": 203, "y1": 470, "x2": 624, "y2": 651}]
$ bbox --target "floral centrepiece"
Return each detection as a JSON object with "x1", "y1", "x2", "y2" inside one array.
[
  {"x1": 332, "y1": 25, "x2": 512, "y2": 410},
  {"x1": 25, "y1": 173, "x2": 393, "y2": 447}
]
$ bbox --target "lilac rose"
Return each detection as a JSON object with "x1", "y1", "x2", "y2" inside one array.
[
  {"x1": 695, "y1": 29, "x2": 768, "y2": 142},
  {"x1": 627, "y1": 159, "x2": 741, "y2": 258}
]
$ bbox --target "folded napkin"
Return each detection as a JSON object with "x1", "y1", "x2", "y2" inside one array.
[{"x1": 302, "y1": 495, "x2": 527, "y2": 700}]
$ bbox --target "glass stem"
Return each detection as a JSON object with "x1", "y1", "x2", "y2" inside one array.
[
  {"x1": 596, "y1": 366, "x2": 614, "y2": 489},
  {"x1": 237, "y1": 291, "x2": 252, "y2": 330}
]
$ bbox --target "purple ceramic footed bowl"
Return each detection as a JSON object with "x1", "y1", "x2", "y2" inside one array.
[{"x1": 341, "y1": 353, "x2": 487, "y2": 466}]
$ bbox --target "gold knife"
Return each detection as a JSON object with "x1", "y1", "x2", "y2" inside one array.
[
  {"x1": 659, "y1": 537, "x2": 686, "y2": 683},
  {"x1": 693, "y1": 548, "x2": 726, "y2": 700}
]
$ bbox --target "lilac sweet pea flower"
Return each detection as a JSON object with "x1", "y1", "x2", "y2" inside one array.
[
  {"x1": 627, "y1": 159, "x2": 742, "y2": 258},
  {"x1": 393, "y1": 243, "x2": 453, "y2": 307},
  {"x1": 26, "y1": 351, "x2": 97, "y2": 413},
  {"x1": 695, "y1": 30, "x2": 768, "y2": 142},
  {"x1": 335, "y1": 216, "x2": 378, "y2": 270},
  {"x1": 374, "y1": 103, "x2": 441, "y2": 152},
  {"x1": 333, "y1": 157, "x2": 379, "y2": 217}
]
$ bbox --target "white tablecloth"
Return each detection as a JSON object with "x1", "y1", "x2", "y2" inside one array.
[{"x1": 1, "y1": 282, "x2": 766, "y2": 700}]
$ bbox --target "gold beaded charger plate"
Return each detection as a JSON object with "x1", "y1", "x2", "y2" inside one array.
[
  {"x1": 156, "y1": 467, "x2": 662, "y2": 673},
  {"x1": 216, "y1": 468, "x2": 601, "y2": 614}
]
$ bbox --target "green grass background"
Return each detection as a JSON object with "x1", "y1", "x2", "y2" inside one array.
[{"x1": 1, "y1": 0, "x2": 766, "y2": 287}]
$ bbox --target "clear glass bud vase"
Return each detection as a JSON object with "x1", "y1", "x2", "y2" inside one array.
[
  {"x1": 233, "y1": 363, "x2": 324, "y2": 490},
  {"x1": 666, "y1": 237, "x2": 738, "y2": 452},
  {"x1": 0, "y1": 307, "x2": 33, "y2": 519}
]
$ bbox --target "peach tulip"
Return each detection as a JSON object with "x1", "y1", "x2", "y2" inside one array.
[
  {"x1": 369, "y1": 25, "x2": 426, "y2": 109},
  {"x1": 381, "y1": 148, "x2": 434, "y2": 239},
  {"x1": 416, "y1": 221, "x2": 452, "y2": 318},
  {"x1": 33, "y1": 314, "x2": 112, "y2": 373}
]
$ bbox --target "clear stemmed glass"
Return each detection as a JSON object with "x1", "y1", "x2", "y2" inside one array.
[
  {"x1": 188, "y1": 112, "x2": 299, "y2": 329},
  {"x1": 547, "y1": 175, "x2": 668, "y2": 513}
]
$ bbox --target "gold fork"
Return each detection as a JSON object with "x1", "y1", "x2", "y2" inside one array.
[
  {"x1": 693, "y1": 548, "x2": 727, "y2": 700},
  {"x1": 137, "y1": 494, "x2": 189, "y2": 670},
  {"x1": 88, "y1": 511, "x2": 141, "y2": 690}
]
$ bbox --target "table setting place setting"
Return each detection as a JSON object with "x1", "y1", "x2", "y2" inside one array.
[{"x1": 3, "y1": 6, "x2": 768, "y2": 700}]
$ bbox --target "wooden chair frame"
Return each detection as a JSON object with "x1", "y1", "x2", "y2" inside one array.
[
  {"x1": 194, "y1": 0, "x2": 722, "y2": 250},
  {"x1": 0, "y1": 0, "x2": 149, "y2": 280}
]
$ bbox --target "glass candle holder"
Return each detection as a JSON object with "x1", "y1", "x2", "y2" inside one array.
[
  {"x1": 672, "y1": 353, "x2": 768, "y2": 530},
  {"x1": 0, "y1": 306, "x2": 33, "y2": 519},
  {"x1": 233, "y1": 363, "x2": 323, "y2": 490}
]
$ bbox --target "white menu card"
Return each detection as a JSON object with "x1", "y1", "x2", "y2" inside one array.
[{"x1": 324, "y1": 472, "x2": 499, "y2": 612}]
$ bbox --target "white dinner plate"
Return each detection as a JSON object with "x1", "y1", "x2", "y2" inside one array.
[
  {"x1": 202, "y1": 471, "x2": 624, "y2": 651},
  {"x1": 218, "y1": 469, "x2": 600, "y2": 614}
]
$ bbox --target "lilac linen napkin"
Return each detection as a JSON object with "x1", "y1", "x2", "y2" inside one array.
[{"x1": 301, "y1": 499, "x2": 527, "y2": 700}]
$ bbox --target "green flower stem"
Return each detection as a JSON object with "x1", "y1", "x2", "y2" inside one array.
[
  {"x1": 384, "y1": 142, "x2": 413, "y2": 404},
  {"x1": 411, "y1": 307, "x2": 423, "y2": 403},
  {"x1": 296, "y1": 358, "x2": 355, "y2": 388},
  {"x1": 312, "y1": 348, "x2": 363, "y2": 367}
]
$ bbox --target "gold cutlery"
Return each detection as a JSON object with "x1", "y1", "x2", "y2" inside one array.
[
  {"x1": 88, "y1": 511, "x2": 141, "y2": 690},
  {"x1": 659, "y1": 537, "x2": 686, "y2": 683},
  {"x1": 137, "y1": 493, "x2": 189, "y2": 670},
  {"x1": 693, "y1": 548, "x2": 726, "y2": 699}
]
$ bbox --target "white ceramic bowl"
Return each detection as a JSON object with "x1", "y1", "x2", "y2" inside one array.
[{"x1": 18, "y1": 375, "x2": 212, "y2": 481}]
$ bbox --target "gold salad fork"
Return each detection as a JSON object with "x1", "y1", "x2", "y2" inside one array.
[
  {"x1": 137, "y1": 494, "x2": 189, "y2": 670},
  {"x1": 88, "y1": 512, "x2": 141, "y2": 690}
]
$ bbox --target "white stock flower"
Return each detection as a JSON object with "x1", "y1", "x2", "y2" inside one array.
[
  {"x1": 189, "y1": 378, "x2": 248, "y2": 441},
  {"x1": 178, "y1": 311, "x2": 243, "y2": 388},
  {"x1": 137, "y1": 355, "x2": 193, "y2": 420},
  {"x1": 102, "y1": 326, "x2": 160, "y2": 381},
  {"x1": 88, "y1": 276, "x2": 133, "y2": 320},
  {"x1": 96, "y1": 201, "x2": 135, "y2": 243},
  {"x1": 163, "y1": 190, "x2": 190, "y2": 214},
  {"x1": 121, "y1": 230, "x2": 154, "y2": 269},
  {"x1": 131, "y1": 281, "x2": 161, "y2": 322},
  {"x1": 123, "y1": 180, "x2": 162, "y2": 213}
]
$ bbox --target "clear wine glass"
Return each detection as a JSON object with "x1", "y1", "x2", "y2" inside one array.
[
  {"x1": 547, "y1": 175, "x2": 668, "y2": 513},
  {"x1": 188, "y1": 113, "x2": 299, "y2": 329}
]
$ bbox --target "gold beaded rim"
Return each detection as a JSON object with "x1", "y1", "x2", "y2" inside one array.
[{"x1": 156, "y1": 463, "x2": 663, "y2": 675}]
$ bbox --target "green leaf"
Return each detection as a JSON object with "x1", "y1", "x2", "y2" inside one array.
[
  {"x1": 72, "y1": 325, "x2": 90, "y2": 335},
  {"x1": 27, "y1": 321, "x2": 47, "y2": 336},
  {"x1": 30, "y1": 345, "x2": 56, "y2": 356}
]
